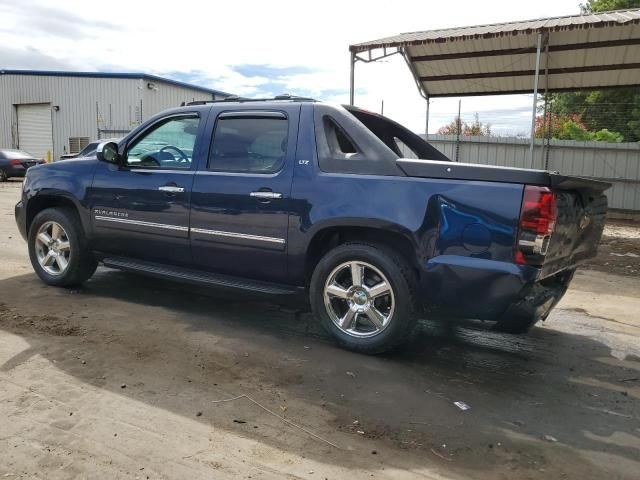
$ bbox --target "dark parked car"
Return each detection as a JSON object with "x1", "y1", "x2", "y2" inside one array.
[
  {"x1": 14, "y1": 97, "x2": 609, "y2": 353},
  {"x1": 0, "y1": 149, "x2": 44, "y2": 181}
]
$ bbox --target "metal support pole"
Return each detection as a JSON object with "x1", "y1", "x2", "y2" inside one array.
[
  {"x1": 544, "y1": 100, "x2": 553, "y2": 170},
  {"x1": 543, "y1": 36, "x2": 550, "y2": 170},
  {"x1": 425, "y1": 97, "x2": 430, "y2": 140},
  {"x1": 528, "y1": 33, "x2": 542, "y2": 169},
  {"x1": 349, "y1": 52, "x2": 356, "y2": 106},
  {"x1": 455, "y1": 99, "x2": 461, "y2": 162}
]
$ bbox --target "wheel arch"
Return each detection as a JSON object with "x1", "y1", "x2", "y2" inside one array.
[
  {"x1": 303, "y1": 221, "x2": 419, "y2": 285},
  {"x1": 25, "y1": 192, "x2": 88, "y2": 238}
]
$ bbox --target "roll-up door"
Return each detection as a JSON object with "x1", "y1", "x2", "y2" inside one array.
[{"x1": 17, "y1": 103, "x2": 53, "y2": 161}]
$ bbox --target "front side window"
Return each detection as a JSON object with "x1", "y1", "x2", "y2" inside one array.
[
  {"x1": 208, "y1": 116, "x2": 288, "y2": 173},
  {"x1": 126, "y1": 116, "x2": 200, "y2": 169}
]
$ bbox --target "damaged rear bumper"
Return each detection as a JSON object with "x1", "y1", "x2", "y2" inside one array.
[{"x1": 419, "y1": 255, "x2": 574, "y2": 329}]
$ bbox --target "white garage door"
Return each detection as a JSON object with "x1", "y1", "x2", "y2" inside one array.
[{"x1": 17, "y1": 104, "x2": 53, "y2": 161}]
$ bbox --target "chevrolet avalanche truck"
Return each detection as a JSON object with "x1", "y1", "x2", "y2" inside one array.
[{"x1": 15, "y1": 96, "x2": 609, "y2": 353}]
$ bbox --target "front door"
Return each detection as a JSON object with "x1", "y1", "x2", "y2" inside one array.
[
  {"x1": 190, "y1": 106, "x2": 299, "y2": 283},
  {"x1": 90, "y1": 112, "x2": 206, "y2": 266}
]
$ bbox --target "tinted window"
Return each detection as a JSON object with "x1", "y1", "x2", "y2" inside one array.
[
  {"x1": 208, "y1": 116, "x2": 288, "y2": 173},
  {"x1": 126, "y1": 116, "x2": 200, "y2": 169}
]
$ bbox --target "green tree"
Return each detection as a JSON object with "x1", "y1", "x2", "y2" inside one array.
[
  {"x1": 580, "y1": 0, "x2": 640, "y2": 12},
  {"x1": 535, "y1": 112, "x2": 624, "y2": 142},
  {"x1": 548, "y1": 0, "x2": 640, "y2": 142}
]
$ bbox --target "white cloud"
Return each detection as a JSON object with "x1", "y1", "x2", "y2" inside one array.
[{"x1": 0, "y1": 0, "x2": 580, "y2": 135}]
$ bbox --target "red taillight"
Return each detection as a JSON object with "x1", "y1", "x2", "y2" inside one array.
[
  {"x1": 9, "y1": 159, "x2": 22, "y2": 166},
  {"x1": 515, "y1": 186, "x2": 557, "y2": 265}
]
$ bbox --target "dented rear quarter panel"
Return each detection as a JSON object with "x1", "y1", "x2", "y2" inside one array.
[{"x1": 289, "y1": 104, "x2": 535, "y2": 317}]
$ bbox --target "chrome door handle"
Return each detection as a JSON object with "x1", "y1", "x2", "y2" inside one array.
[
  {"x1": 250, "y1": 191, "x2": 283, "y2": 199},
  {"x1": 158, "y1": 186, "x2": 185, "y2": 193}
]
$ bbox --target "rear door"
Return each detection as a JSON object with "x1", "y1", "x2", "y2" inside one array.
[{"x1": 190, "y1": 105, "x2": 300, "y2": 283}]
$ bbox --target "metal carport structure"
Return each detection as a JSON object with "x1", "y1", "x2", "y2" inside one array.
[{"x1": 348, "y1": 8, "x2": 640, "y2": 166}]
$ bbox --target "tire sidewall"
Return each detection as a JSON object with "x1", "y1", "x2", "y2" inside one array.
[
  {"x1": 28, "y1": 208, "x2": 84, "y2": 287},
  {"x1": 310, "y1": 244, "x2": 415, "y2": 353},
  {"x1": 0, "y1": 169, "x2": 7, "y2": 182}
]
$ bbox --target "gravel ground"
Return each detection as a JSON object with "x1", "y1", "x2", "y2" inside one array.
[
  {"x1": 583, "y1": 222, "x2": 640, "y2": 277},
  {"x1": 0, "y1": 179, "x2": 638, "y2": 479}
]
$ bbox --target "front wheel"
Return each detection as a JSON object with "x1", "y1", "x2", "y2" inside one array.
[
  {"x1": 310, "y1": 243, "x2": 418, "y2": 354},
  {"x1": 28, "y1": 207, "x2": 98, "y2": 287}
]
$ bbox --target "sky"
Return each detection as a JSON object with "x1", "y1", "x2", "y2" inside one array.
[{"x1": 0, "y1": 0, "x2": 584, "y2": 136}]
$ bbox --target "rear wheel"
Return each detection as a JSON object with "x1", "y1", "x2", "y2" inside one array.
[
  {"x1": 310, "y1": 243, "x2": 418, "y2": 354},
  {"x1": 0, "y1": 169, "x2": 7, "y2": 182},
  {"x1": 28, "y1": 207, "x2": 97, "y2": 287}
]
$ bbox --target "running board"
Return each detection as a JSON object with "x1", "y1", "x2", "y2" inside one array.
[{"x1": 101, "y1": 257, "x2": 300, "y2": 295}]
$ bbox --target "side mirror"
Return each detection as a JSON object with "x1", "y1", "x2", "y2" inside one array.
[{"x1": 96, "y1": 141, "x2": 120, "y2": 164}]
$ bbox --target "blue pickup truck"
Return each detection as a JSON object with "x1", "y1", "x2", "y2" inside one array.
[{"x1": 15, "y1": 97, "x2": 609, "y2": 353}]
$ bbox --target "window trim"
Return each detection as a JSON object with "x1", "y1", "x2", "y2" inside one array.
[
  {"x1": 206, "y1": 110, "x2": 289, "y2": 175},
  {"x1": 123, "y1": 112, "x2": 201, "y2": 171}
]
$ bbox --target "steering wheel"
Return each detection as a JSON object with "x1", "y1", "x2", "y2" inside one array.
[{"x1": 160, "y1": 145, "x2": 189, "y2": 163}]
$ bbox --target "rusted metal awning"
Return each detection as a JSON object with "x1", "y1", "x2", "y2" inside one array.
[
  {"x1": 348, "y1": 8, "x2": 640, "y2": 167},
  {"x1": 349, "y1": 8, "x2": 640, "y2": 98}
]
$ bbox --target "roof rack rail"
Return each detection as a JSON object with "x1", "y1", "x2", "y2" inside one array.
[{"x1": 185, "y1": 93, "x2": 316, "y2": 106}]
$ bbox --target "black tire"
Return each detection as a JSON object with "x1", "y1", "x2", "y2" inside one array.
[
  {"x1": 0, "y1": 169, "x2": 7, "y2": 182},
  {"x1": 28, "y1": 207, "x2": 98, "y2": 287},
  {"x1": 310, "y1": 243, "x2": 418, "y2": 354}
]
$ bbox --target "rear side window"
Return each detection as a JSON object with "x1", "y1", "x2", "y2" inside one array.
[
  {"x1": 323, "y1": 116, "x2": 358, "y2": 158},
  {"x1": 208, "y1": 115, "x2": 288, "y2": 173}
]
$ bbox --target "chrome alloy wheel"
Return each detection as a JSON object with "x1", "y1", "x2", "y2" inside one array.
[
  {"x1": 323, "y1": 261, "x2": 395, "y2": 338},
  {"x1": 35, "y1": 221, "x2": 71, "y2": 276}
]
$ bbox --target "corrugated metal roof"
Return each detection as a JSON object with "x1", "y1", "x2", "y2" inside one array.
[
  {"x1": 350, "y1": 9, "x2": 640, "y2": 50},
  {"x1": 349, "y1": 8, "x2": 640, "y2": 97},
  {"x1": 0, "y1": 69, "x2": 232, "y2": 97}
]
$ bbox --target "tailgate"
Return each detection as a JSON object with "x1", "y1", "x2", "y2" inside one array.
[{"x1": 541, "y1": 177, "x2": 609, "y2": 277}]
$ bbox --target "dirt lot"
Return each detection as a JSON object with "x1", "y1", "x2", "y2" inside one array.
[{"x1": 0, "y1": 179, "x2": 639, "y2": 479}]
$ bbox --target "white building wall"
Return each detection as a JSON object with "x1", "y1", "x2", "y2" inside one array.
[
  {"x1": 143, "y1": 80, "x2": 215, "y2": 116},
  {"x1": 0, "y1": 74, "x2": 221, "y2": 160}
]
